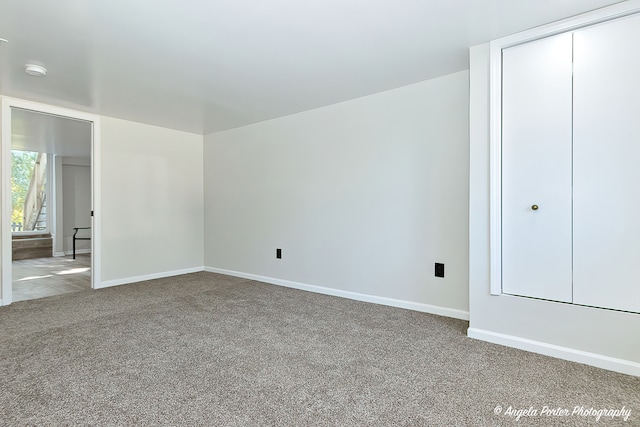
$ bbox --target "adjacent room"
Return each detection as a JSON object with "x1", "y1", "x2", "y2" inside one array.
[
  {"x1": 0, "y1": 0, "x2": 638, "y2": 425},
  {"x1": 10, "y1": 108, "x2": 93, "y2": 302}
]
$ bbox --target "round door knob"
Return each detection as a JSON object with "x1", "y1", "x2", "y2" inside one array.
[{"x1": 531, "y1": 204, "x2": 539, "y2": 211}]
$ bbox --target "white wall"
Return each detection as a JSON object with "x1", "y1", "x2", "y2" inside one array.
[
  {"x1": 53, "y1": 156, "x2": 64, "y2": 256},
  {"x1": 204, "y1": 71, "x2": 469, "y2": 316},
  {"x1": 61, "y1": 158, "x2": 91, "y2": 254},
  {"x1": 468, "y1": 43, "x2": 640, "y2": 373},
  {"x1": 99, "y1": 117, "x2": 204, "y2": 284}
]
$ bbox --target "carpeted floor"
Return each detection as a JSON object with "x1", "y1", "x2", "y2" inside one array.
[{"x1": 0, "y1": 272, "x2": 638, "y2": 426}]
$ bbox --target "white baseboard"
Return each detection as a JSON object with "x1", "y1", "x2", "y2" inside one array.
[
  {"x1": 0, "y1": 298, "x2": 3, "y2": 306},
  {"x1": 467, "y1": 328, "x2": 640, "y2": 377},
  {"x1": 64, "y1": 249, "x2": 91, "y2": 256},
  {"x1": 54, "y1": 252, "x2": 66, "y2": 257},
  {"x1": 204, "y1": 266, "x2": 469, "y2": 321},
  {"x1": 95, "y1": 266, "x2": 204, "y2": 289}
]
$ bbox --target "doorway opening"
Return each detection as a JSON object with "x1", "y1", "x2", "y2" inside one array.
[{"x1": 1, "y1": 98, "x2": 101, "y2": 305}]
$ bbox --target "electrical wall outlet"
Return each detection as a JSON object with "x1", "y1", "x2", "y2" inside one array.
[{"x1": 435, "y1": 263, "x2": 445, "y2": 278}]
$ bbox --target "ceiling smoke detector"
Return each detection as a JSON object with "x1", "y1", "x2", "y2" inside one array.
[{"x1": 25, "y1": 64, "x2": 47, "y2": 77}]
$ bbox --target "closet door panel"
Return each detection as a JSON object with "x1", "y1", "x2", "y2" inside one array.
[
  {"x1": 501, "y1": 34, "x2": 573, "y2": 302},
  {"x1": 573, "y1": 14, "x2": 640, "y2": 313}
]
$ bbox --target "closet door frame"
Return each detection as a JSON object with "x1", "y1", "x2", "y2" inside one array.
[{"x1": 488, "y1": 0, "x2": 640, "y2": 296}]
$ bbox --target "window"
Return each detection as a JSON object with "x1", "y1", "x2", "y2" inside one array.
[{"x1": 11, "y1": 150, "x2": 49, "y2": 234}]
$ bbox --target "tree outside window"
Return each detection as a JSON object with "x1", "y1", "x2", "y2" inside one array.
[{"x1": 11, "y1": 150, "x2": 42, "y2": 232}]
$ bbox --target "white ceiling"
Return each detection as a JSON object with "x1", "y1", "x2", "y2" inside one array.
[
  {"x1": 0, "y1": 0, "x2": 623, "y2": 135},
  {"x1": 11, "y1": 108, "x2": 91, "y2": 158}
]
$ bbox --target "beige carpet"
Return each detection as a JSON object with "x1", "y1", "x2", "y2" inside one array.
[{"x1": 0, "y1": 272, "x2": 638, "y2": 426}]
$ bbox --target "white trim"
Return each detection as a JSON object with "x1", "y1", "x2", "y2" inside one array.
[
  {"x1": 491, "y1": 1, "x2": 640, "y2": 53},
  {"x1": 95, "y1": 266, "x2": 204, "y2": 289},
  {"x1": 204, "y1": 266, "x2": 470, "y2": 321},
  {"x1": 91, "y1": 118, "x2": 102, "y2": 289},
  {"x1": 64, "y1": 249, "x2": 91, "y2": 256},
  {"x1": 0, "y1": 298, "x2": 3, "y2": 306},
  {"x1": 1, "y1": 99, "x2": 12, "y2": 304},
  {"x1": 467, "y1": 328, "x2": 640, "y2": 377},
  {"x1": 488, "y1": 51, "x2": 502, "y2": 295},
  {"x1": 488, "y1": 1, "x2": 640, "y2": 296},
  {"x1": 1, "y1": 96, "x2": 101, "y2": 303},
  {"x1": 53, "y1": 251, "x2": 66, "y2": 257}
]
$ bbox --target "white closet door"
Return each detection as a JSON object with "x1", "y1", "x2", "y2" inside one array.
[
  {"x1": 573, "y1": 14, "x2": 640, "y2": 313},
  {"x1": 501, "y1": 33, "x2": 573, "y2": 302}
]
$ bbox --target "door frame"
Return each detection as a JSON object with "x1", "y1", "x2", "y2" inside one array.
[{"x1": 1, "y1": 97, "x2": 102, "y2": 305}]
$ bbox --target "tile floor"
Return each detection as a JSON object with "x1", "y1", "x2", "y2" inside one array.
[{"x1": 12, "y1": 254, "x2": 91, "y2": 302}]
